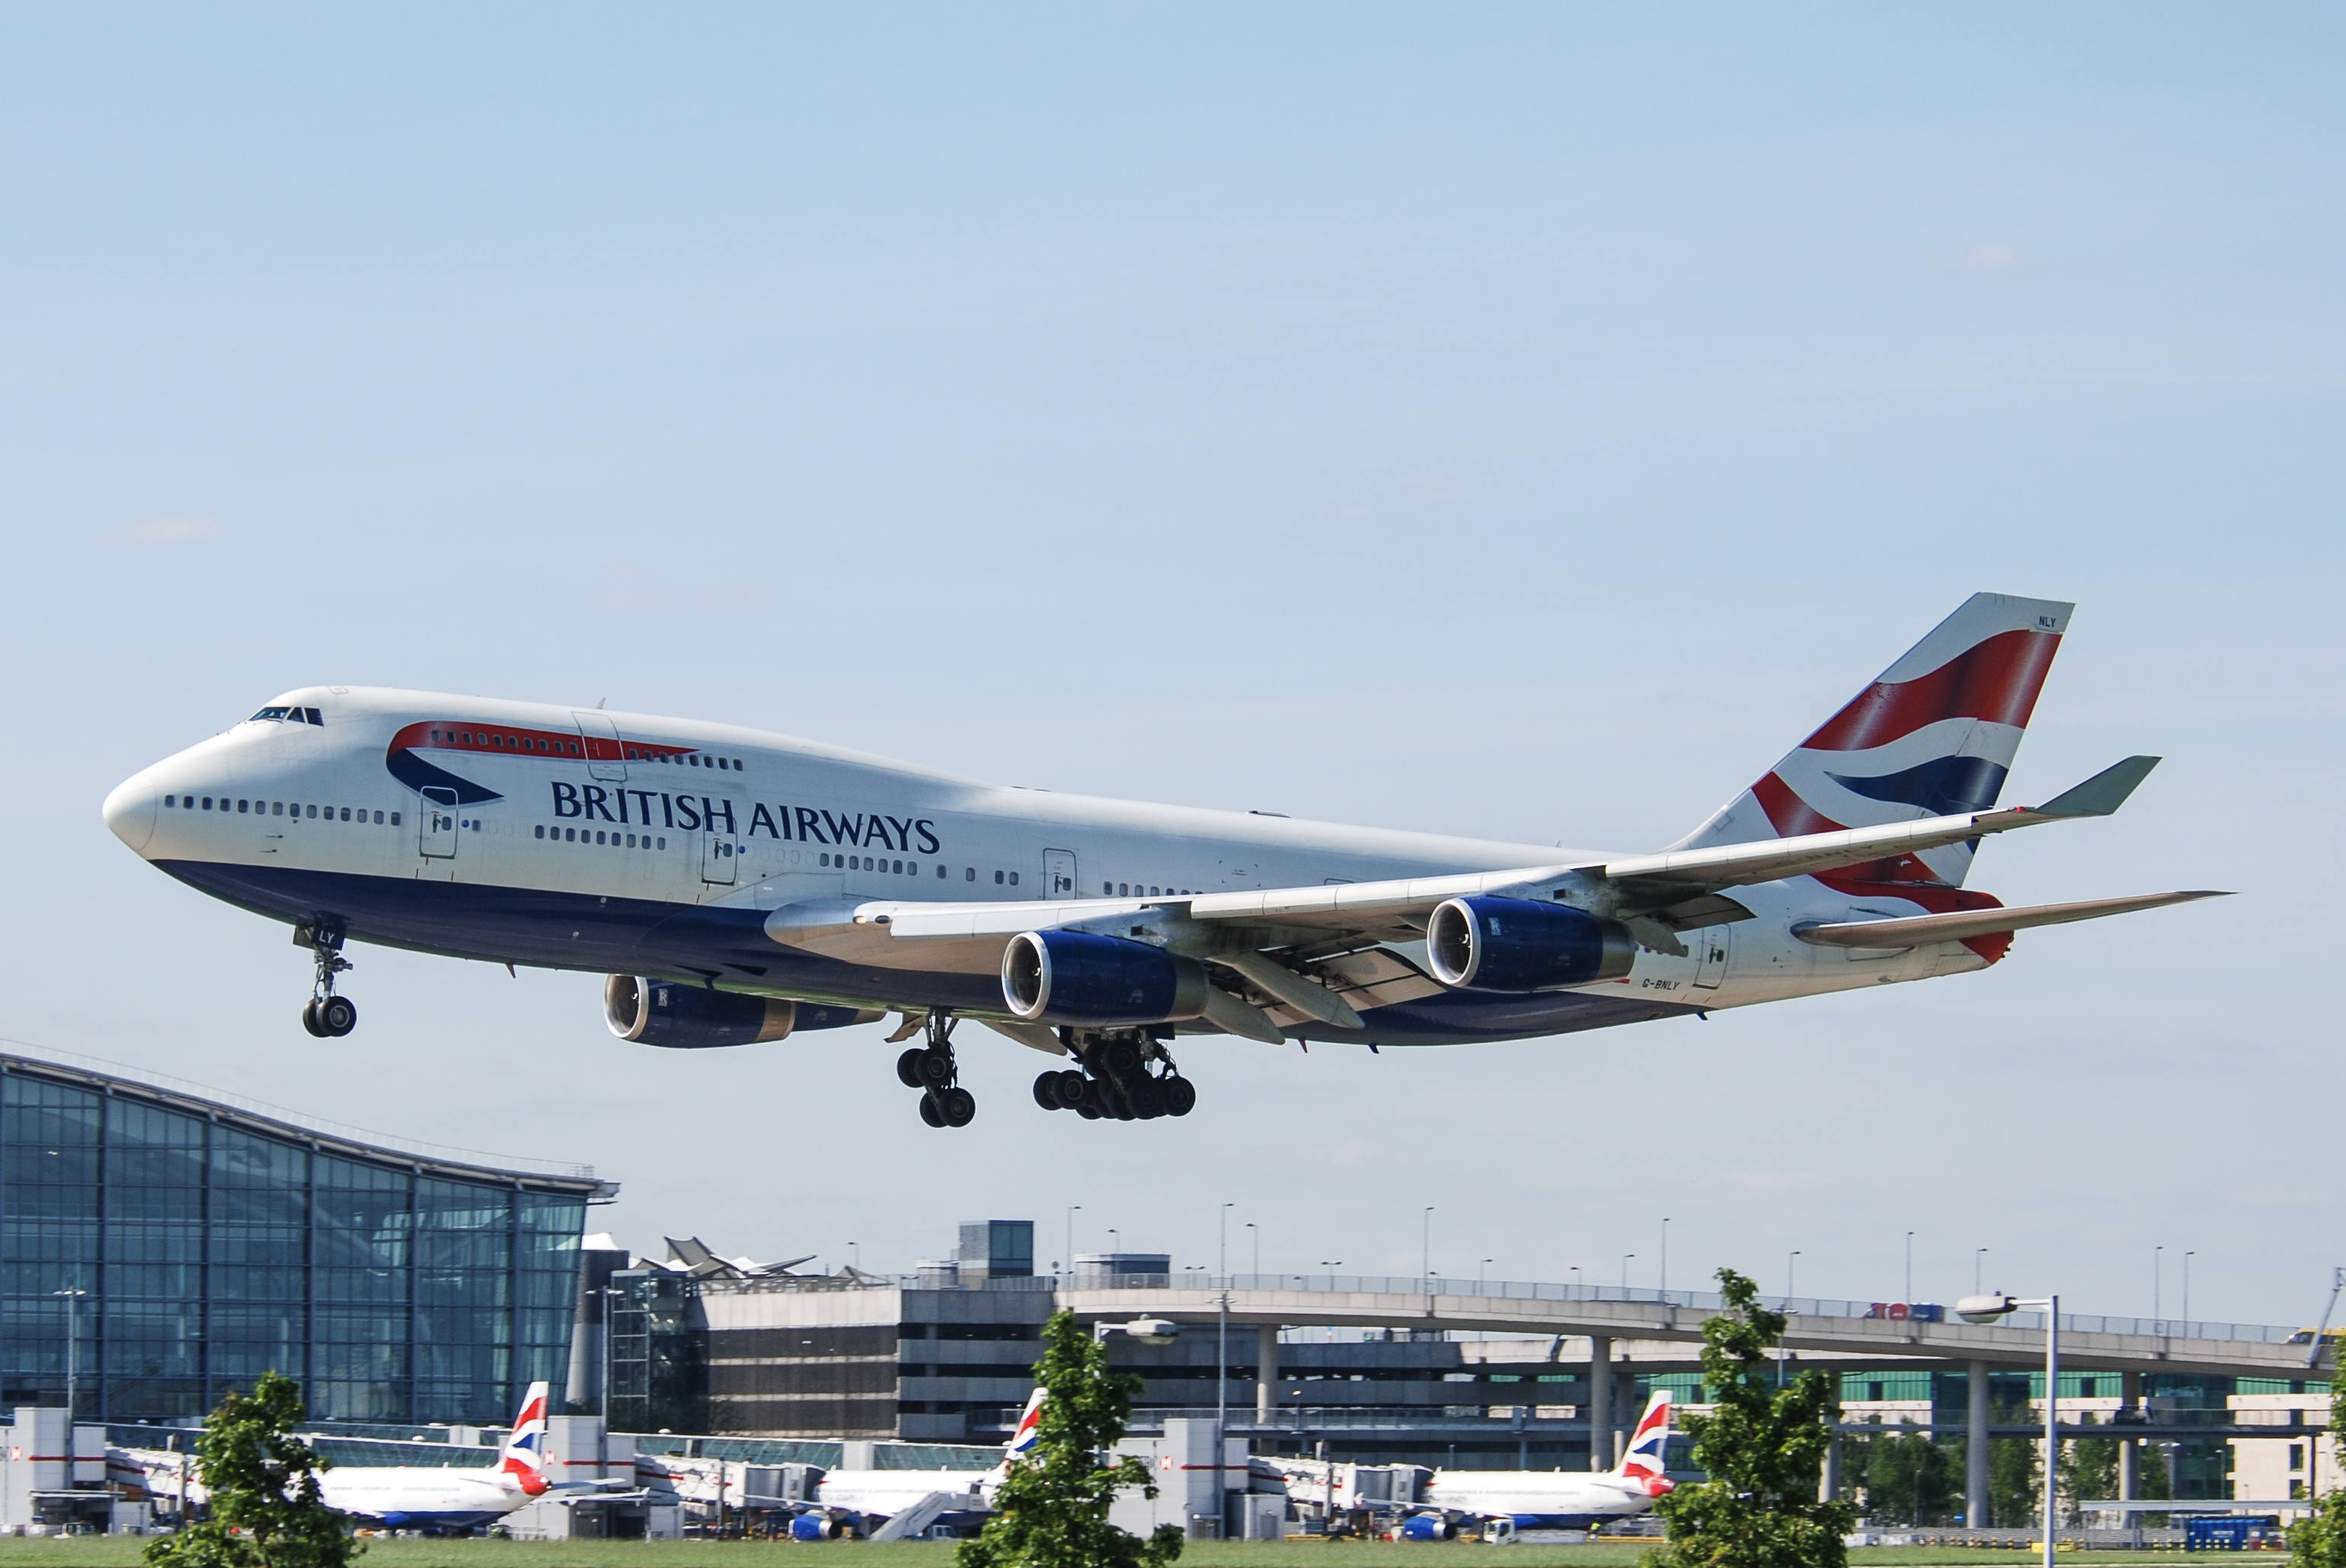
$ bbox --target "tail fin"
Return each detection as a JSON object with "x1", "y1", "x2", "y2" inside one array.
[
  {"x1": 1616, "y1": 1389, "x2": 1673, "y2": 1496},
  {"x1": 1673, "y1": 592, "x2": 2071, "y2": 889},
  {"x1": 500, "y1": 1381, "x2": 552, "y2": 1496},
  {"x1": 1004, "y1": 1387, "x2": 1045, "y2": 1461}
]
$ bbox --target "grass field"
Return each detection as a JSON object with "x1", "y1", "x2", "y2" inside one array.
[{"x1": 0, "y1": 1541, "x2": 2210, "y2": 1568}]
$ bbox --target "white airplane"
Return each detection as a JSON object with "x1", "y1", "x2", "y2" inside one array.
[
  {"x1": 1421, "y1": 1389, "x2": 1675, "y2": 1531},
  {"x1": 103, "y1": 593, "x2": 2223, "y2": 1126},
  {"x1": 311, "y1": 1381, "x2": 558, "y2": 1531},
  {"x1": 789, "y1": 1387, "x2": 1044, "y2": 1538}
]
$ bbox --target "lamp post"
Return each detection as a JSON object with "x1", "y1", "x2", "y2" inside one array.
[
  {"x1": 1906, "y1": 1231, "x2": 1915, "y2": 1305},
  {"x1": 1958, "y1": 1291, "x2": 2060, "y2": 1568},
  {"x1": 2154, "y1": 1246, "x2": 2163, "y2": 1327},
  {"x1": 1246, "y1": 1223, "x2": 1258, "y2": 1278},
  {"x1": 1321, "y1": 1261, "x2": 1341, "y2": 1290},
  {"x1": 2182, "y1": 1252, "x2": 2194, "y2": 1331},
  {"x1": 1779, "y1": 1253, "x2": 1801, "y2": 1387},
  {"x1": 1219, "y1": 1204, "x2": 1235, "y2": 1439},
  {"x1": 1660, "y1": 1218, "x2": 1670, "y2": 1295},
  {"x1": 1066, "y1": 1206, "x2": 1080, "y2": 1277},
  {"x1": 1621, "y1": 1254, "x2": 1635, "y2": 1292},
  {"x1": 53, "y1": 1289, "x2": 87, "y2": 1418},
  {"x1": 1423, "y1": 1208, "x2": 1435, "y2": 1283},
  {"x1": 1976, "y1": 1249, "x2": 1987, "y2": 1295}
]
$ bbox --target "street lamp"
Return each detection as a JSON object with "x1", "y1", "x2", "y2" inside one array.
[
  {"x1": 1245, "y1": 1222, "x2": 1258, "y2": 1278},
  {"x1": 2182, "y1": 1252, "x2": 2194, "y2": 1331},
  {"x1": 1321, "y1": 1261, "x2": 1341, "y2": 1289},
  {"x1": 1958, "y1": 1290, "x2": 2060, "y2": 1568},
  {"x1": 1066, "y1": 1206, "x2": 1080, "y2": 1278},
  {"x1": 1218, "y1": 1203, "x2": 1235, "y2": 1440},
  {"x1": 1423, "y1": 1208, "x2": 1435, "y2": 1282},
  {"x1": 53, "y1": 1289, "x2": 87, "y2": 1417},
  {"x1": 1975, "y1": 1248, "x2": 1988, "y2": 1295},
  {"x1": 1660, "y1": 1218, "x2": 1670, "y2": 1295},
  {"x1": 1905, "y1": 1231, "x2": 1915, "y2": 1305},
  {"x1": 597, "y1": 1285, "x2": 627, "y2": 1424},
  {"x1": 1621, "y1": 1254, "x2": 1635, "y2": 1292}
]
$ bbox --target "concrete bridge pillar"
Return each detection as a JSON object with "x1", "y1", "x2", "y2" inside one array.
[
  {"x1": 1256, "y1": 1324, "x2": 1279, "y2": 1425},
  {"x1": 2119, "y1": 1370, "x2": 2143, "y2": 1499},
  {"x1": 1589, "y1": 1336, "x2": 1613, "y2": 1471},
  {"x1": 1967, "y1": 1359, "x2": 1991, "y2": 1526}
]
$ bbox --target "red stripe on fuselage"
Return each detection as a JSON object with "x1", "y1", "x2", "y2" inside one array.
[
  {"x1": 1801, "y1": 629, "x2": 2061, "y2": 753},
  {"x1": 385, "y1": 720, "x2": 695, "y2": 766}
]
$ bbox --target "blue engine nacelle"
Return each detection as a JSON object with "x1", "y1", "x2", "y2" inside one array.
[
  {"x1": 1001, "y1": 931, "x2": 1207, "y2": 1026},
  {"x1": 603, "y1": 976, "x2": 874, "y2": 1048},
  {"x1": 1425, "y1": 896, "x2": 1637, "y2": 992},
  {"x1": 1396, "y1": 1512, "x2": 1453, "y2": 1541},
  {"x1": 789, "y1": 1512, "x2": 838, "y2": 1541}
]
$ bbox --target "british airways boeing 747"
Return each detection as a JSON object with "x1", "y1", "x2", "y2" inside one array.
[{"x1": 103, "y1": 594, "x2": 2222, "y2": 1127}]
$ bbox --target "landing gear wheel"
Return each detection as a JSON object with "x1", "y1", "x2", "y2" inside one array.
[
  {"x1": 1162, "y1": 1075, "x2": 1197, "y2": 1117},
  {"x1": 1053, "y1": 1068, "x2": 1088, "y2": 1107},
  {"x1": 938, "y1": 1087, "x2": 977, "y2": 1127},
  {"x1": 918, "y1": 1094, "x2": 946, "y2": 1128},
  {"x1": 916, "y1": 1046, "x2": 954, "y2": 1086},
  {"x1": 318, "y1": 995, "x2": 358, "y2": 1037},
  {"x1": 1076, "y1": 1101, "x2": 1101, "y2": 1119},
  {"x1": 897, "y1": 1048, "x2": 926, "y2": 1088},
  {"x1": 1103, "y1": 1037, "x2": 1143, "y2": 1077},
  {"x1": 1128, "y1": 1078, "x2": 1165, "y2": 1119},
  {"x1": 301, "y1": 999, "x2": 326, "y2": 1037},
  {"x1": 1032, "y1": 1071, "x2": 1063, "y2": 1110},
  {"x1": 297, "y1": 919, "x2": 356, "y2": 1038}
]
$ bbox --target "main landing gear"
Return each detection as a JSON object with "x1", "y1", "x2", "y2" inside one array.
[
  {"x1": 895, "y1": 1013, "x2": 976, "y2": 1129},
  {"x1": 1032, "y1": 1031, "x2": 1197, "y2": 1122},
  {"x1": 296, "y1": 921, "x2": 357, "y2": 1039}
]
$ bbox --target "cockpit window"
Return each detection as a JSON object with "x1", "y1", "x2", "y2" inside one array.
[
  {"x1": 250, "y1": 706, "x2": 292, "y2": 722},
  {"x1": 248, "y1": 705, "x2": 324, "y2": 725}
]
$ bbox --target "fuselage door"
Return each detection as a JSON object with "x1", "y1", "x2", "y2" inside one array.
[
  {"x1": 702, "y1": 832, "x2": 739, "y2": 886},
  {"x1": 1044, "y1": 848, "x2": 1079, "y2": 899},
  {"x1": 572, "y1": 712, "x2": 627, "y2": 783},
  {"x1": 419, "y1": 788, "x2": 459, "y2": 860},
  {"x1": 1692, "y1": 925, "x2": 1731, "y2": 988}
]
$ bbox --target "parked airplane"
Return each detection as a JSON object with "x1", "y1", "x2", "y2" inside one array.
[
  {"x1": 104, "y1": 593, "x2": 2223, "y2": 1127},
  {"x1": 312, "y1": 1381, "x2": 558, "y2": 1530},
  {"x1": 788, "y1": 1388, "x2": 1045, "y2": 1539},
  {"x1": 1422, "y1": 1389, "x2": 1676, "y2": 1530}
]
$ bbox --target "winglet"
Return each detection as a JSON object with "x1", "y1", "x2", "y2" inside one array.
[{"x1": 2031, "y1": 755, "x2": 2160, "y2": 818}]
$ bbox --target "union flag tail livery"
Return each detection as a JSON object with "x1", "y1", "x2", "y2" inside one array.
[
  {"x1": 500, "y1": 1381, "x2": 552, "y2": 1496},
  {"x1": 1004, "y1": 1387, "x2": 1045, "y2": 1460},
  {"x1": 1616, "y1": 1390, "x2": 1673, "y2": 1496},
  {"x1": 1675, "y1": 592, "x2": 2070, "y2": 889}
]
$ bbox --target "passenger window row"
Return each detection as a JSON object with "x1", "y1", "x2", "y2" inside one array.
[
  {"x1": 433, "y1": 728, "x2": 578, "y2": 756},
  {"x1": 628, "y1": 749, "x2": 745, "y2": 771},
  {"x1": 536, "y1": 826, "x2": 668, "y2": 849},
  {"x1": 166, "y1": 795, "x2": 395, "y2": 826},
  {"x1": 1106, "y1": 882, "x2": 1194, "y2": 897},
  {"x1": 815, "y1": 854, "x2": 1021, "y2": 887}
]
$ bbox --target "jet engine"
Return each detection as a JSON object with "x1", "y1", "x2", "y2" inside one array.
[
  {"x1": 603, "y1": 976, "x2": 871, "y2": 1048},
  {"x1": 1001, "y1": 931, "x2": 1207, "y2": 1026},
  {"x1": 1425, "y1": 896, "x2": 1636, "y2": 992}
]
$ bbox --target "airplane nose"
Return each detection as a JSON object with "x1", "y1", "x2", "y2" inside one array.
[{"x1": 104, "y1": 771, "x2": 159, "y2": 854}]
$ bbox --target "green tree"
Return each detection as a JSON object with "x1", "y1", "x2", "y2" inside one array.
[
  {"x1": 1647, "y1": 1269, "x2": 1855, "y2": 1568},
  {"x1": 2060, "y1": 1437, "x2": 2119, "y2": 1525},
  {"x1": 957, "y1": 1312, "x2": 1182, "y2": 1568},
  {"x1": 145, "y1": 1372, "x2": 359, "y2": 1568},
  {"x1": 1987, "y1": 1434, "x2": 2039, "y2": 1528},
  {"x1": 1864, "y1": 1432, "x2": 1959, "y2": 1526}
]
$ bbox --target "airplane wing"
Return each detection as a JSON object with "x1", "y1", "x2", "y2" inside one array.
[{"x1": 761, "y1": 757, "x2": 2168, "y2": 1039}]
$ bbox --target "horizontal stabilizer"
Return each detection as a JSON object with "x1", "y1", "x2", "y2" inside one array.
[
  {"x1": 1794, "y1": 889, "x2": 2229, "y2": 950},
  {"x1": 2031, "y1": 755, "x2": 2160, "y2": 817}
]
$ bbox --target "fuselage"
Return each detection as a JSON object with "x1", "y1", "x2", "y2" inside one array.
[
  {"x1": 1424, "y1": 1468, "x2": 1660, "y2": 1528},
  {"x1": 103, "y1": 686, "x2": 1985, "y2": 1046},
  {"x1": 315, "y1": 1464, "x2": 532, "y2": 1530}
]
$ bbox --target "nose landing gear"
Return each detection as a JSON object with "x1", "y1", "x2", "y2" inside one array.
[
  {"x1": 895, "y1": 1013, "x2": 976, "y2": 1128},
  {"x1": 296, "y1": 921, "x2": 357, "y2": 1039}
]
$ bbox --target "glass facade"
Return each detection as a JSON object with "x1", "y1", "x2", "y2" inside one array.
[{"x1": 0, "y1": 1058, "x2": 598, "y2": 1425}]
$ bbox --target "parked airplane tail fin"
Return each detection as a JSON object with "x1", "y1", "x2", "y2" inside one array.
[
  {"x1": 1004, "y1": 1388, "x2": 1045, "y2": 1461},
  {"x1": 1671, "y1": 592, "x2": 2073, "y2": 889},
  {"x1": 1617, "y1": 1389, "x2": 1673, "y2": 1496},
  {"x1": 500, "y1": 1381, "x2": 553, "y2": 1496}
]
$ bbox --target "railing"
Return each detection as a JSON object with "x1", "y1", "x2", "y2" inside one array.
[{"x1": 698, "y1": 1269, "x2": 2311, "y2": 1349}]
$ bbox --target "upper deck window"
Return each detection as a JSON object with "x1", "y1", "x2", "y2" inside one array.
[{"x1": 249, "y1": 706, "x2": 292, "y2": 722}]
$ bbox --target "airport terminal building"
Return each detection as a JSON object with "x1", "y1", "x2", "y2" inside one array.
[{"x1": 0, "y1": 1047, "x2": 611, "y2": 1426}]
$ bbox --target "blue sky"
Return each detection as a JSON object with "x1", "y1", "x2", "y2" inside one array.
[{"x1": 2, "y1": 5, "x2": 2339, "y2": 1324}]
